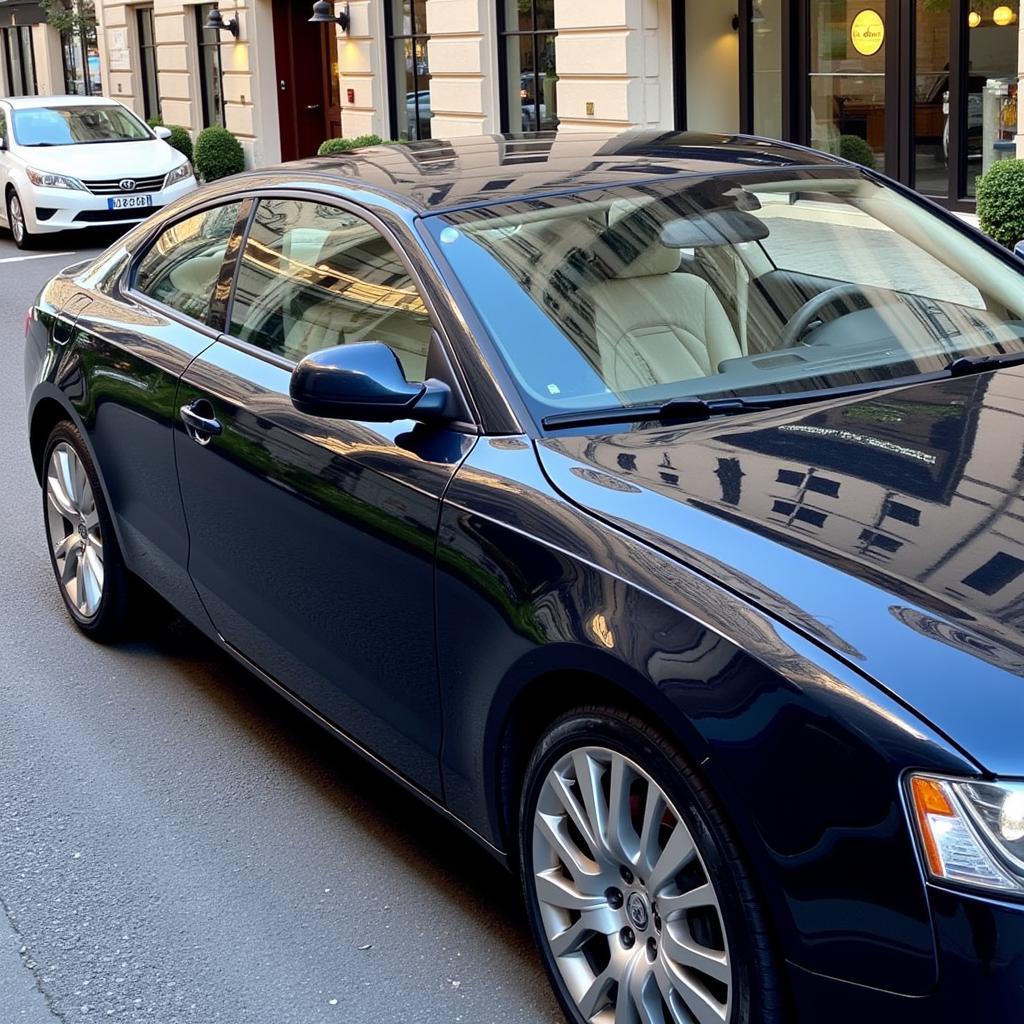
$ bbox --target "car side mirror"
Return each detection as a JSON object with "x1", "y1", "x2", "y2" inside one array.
[
  {"x1": 154, "y1": 126, "x2": 172, "y2": 141},
  {"x1": 0, "y1": 136, "x2": 6, "y2": 151},
  {"x1": 289, "y1": 341, "x2": 454, "y2": 424},
  {"x1": 1015, "y1": 240, "x2": 1024, "y2": 262}
]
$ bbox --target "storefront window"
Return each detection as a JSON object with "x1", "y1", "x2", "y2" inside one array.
[
  {"x1": 61, "y1": 25, "x2": 101, "y2": 96},
  {"x1": 137, "y1": 7, "x2": 160, "y2": 122},
  {"x1": 966, "y1": 1, "x2": 1019, "y2": 197},
  {"x1": 196, "y1": 4, "x2": 225, "y2": 128},
  {"x1": 751, "y1": 0, "x2": 783, "y2": 138},
  {"x1": 913, "y1": 1, "x2": 950, "y2": 197},
  {"x1": 808, "y1": 1, "x2": 887, "y2": 170},
  {"x1": 386, "y1": 0, "x2": 431, "y2": 141},
  {"x1": 2, "y1": 26, "x2": 37, "y2": 96},
  {"x1": 499, "y1": 0, "x2": 558, "y2": 133}
]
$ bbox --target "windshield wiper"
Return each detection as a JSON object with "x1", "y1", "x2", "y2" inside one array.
[
  {"x1": 542, "y1": 395, "x2": 774, "y2": 430},
  {"x1": 945, "y1": 351, "x2": 1024, "y2": 377}
]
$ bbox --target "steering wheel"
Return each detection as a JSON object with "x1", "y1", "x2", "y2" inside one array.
[{"x1": 778, "y1": 283, "x2": 876, "y2": 348}]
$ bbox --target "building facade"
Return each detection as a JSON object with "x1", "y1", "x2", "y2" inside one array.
[{"x1": 1, "y1": 1, "x2": 1023, "y2": 210}]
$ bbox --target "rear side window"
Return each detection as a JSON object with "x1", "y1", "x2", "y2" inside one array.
[
  {"x1": 227, "y1": 198, "x2": 432, "y2": 380},
  {"x1": 134, "y1": 202, "x2": 242, "y2": 322}
]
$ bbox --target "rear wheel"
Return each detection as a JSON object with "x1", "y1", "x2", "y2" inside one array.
[
  {"x1": 42, "y1": 422, "x2": 135, "y2": 642},
  {"x1": 7, "y1": 189, "x2": 35, "y2": 250},
  {"x1": 518, "y1": 707, "x2": 781, "y2": 1024}
]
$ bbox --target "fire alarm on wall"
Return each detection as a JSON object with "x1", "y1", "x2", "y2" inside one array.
[{"x1": 346, "y1": 88, "x2": 355, "y2": 103}]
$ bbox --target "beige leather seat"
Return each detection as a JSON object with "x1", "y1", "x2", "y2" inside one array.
[{"x1": 585, "y1": 212, "x2": 742, "y2": 392}]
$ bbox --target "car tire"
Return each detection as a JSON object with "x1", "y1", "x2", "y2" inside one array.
[
  {"x1": 518, "y1": 706, "x2": 783, "y2": 1024},
  {"x1": 7, "y1": 189, "x2": 36, "y2": 250},
  {"x1": 41, "y1": 421, "x2": 136, "y2": 643}
]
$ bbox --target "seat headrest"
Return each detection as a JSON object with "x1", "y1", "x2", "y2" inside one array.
[{"x1": 607, "y1": 199, "x2": 681, "y2": 279}]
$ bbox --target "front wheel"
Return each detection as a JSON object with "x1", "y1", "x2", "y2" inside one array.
[
  {"x1": 519, "y1": 707, "x2": 782, "y2": 1024},
  {"x1": 7, "y1": 189, "x2": 35, "y2": 250}
]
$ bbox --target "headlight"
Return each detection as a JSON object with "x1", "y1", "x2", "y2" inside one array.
[
  {"x1": 908, "y1": 774, "x2": 1024, "y2": 893},
  {"x1": 26, "y1": 168, "x2": 85, "y2": 191},
  {"x1": 164, "y1": 162, "x2": 194, "y2": 188}
]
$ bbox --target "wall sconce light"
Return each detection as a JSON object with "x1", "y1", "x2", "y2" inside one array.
[
  {"x1": 731, "y1": 13, "x2": 740, "y2": 31},
  {"x1": 309, "y1": 0, "x2": 350, "y2": 31},
  {"x1": 204, "y1": 7, "x2": 240, "y2": 37},
  {"x1": 968, "y1": 10, "x2": 982, "y2": 27},
  {"x1": 993, "y1": 4, "x2": 1017, "y2": 26}
]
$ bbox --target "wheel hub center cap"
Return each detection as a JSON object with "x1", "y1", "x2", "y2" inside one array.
[
  {"x1": 78, "y1": 522, "x2": 88, "y2": 541},
  {"x1": 626, "y1": 892, "x2": 650, "y2": 930}
]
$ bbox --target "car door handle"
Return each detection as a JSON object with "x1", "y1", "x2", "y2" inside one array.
[{"x1": 180, "y1": 401, "x2": 222, "y2": 445}]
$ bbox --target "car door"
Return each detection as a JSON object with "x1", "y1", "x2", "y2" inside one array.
[
  {"x1": 73, "y1": 198, "x2": 247, "y2": 625},
  {"x1": 173, "y1": 195, "x2": 476, "y2": 796}
]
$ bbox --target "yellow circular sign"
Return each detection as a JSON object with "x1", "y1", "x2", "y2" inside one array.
[{"x1": 851, "y1": 9, "x2": 885, "y2": 56}]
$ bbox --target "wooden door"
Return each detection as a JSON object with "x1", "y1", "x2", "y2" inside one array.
[{"x1": 272, "y1": 0, "x2": 333, "y2": 161}]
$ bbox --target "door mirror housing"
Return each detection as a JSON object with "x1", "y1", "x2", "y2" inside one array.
[
  {"x1": 0, "y1": 136, "x2": 7, "y2": 151},
  {"x1": 290, "y1": 342, "x2": 454, "y2": 424},
  {"x1": 154, "y1": 125, "x2": 172, "y2": 141}
]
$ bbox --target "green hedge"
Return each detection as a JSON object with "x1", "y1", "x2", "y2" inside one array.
[
  {"x1": 317, "y1": 134, "x2": 388, "y2": 156},
  {"x1": 166, "y1": 125, "x2": 193, "y2": 162},
  {"x1": 836, "y1": 134, "x2": 876, "y2": 170},
  {"x1": 977, "y1": 159, "x2": 1024, "y2": 249},
  {"x1": 193, "y1": 126, "x2": 245, "y2": 182}
]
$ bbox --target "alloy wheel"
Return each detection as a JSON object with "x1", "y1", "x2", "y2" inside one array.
[
  {"x1": 45, "y1": 442, "x2": 104, "y2": 619},
  {"x1": 8, "y1": 192, "x2": 24, "y2": 244},
  {"x1": 532, "y1": 746, "x2": 732, "y2": 1024}
]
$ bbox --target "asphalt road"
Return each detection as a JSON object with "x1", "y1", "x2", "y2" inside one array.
[{"x1": 0, "y1": 227, "x2": 563, "y2": 1023}]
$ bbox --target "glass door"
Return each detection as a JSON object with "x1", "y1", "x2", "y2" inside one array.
[{"x1": 808, "y1": 1, "x2": 890, "y2": 173}]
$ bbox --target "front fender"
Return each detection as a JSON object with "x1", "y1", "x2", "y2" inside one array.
[{"x1": 437, "y1": 436, "x2": 977, "y2": 997}]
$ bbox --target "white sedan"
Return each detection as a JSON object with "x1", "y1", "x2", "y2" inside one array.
[{"x1": 0, "y1": 95, "x2": 197, "y2": 249}]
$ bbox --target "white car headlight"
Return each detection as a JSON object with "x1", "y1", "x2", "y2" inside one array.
[
  {"x1": 26, "y1": 168, "x2": 85, "y2": 191},
  {"x1": 164, "y1": 162, "x2": 194, "y2": 188},
  {"x1": 908, "y1": 774, "x2": 1024, "y2": 893}
]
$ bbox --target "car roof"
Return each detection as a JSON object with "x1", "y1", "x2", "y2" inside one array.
[
  {"x1": 1, "y1": 94, "x2": 127, "y2": 110},
  {"x1": 264, "y1": 130, "x2": 847, "y2": 215}
]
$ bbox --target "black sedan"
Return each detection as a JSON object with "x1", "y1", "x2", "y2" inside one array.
[{"x1": 24, "y1": 132, "x2": 1024, "y2": 1024}]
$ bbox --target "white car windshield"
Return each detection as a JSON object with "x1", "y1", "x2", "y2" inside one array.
[
  {"x1": 429, "y1": 167, "x2": 1024, "y2": 422},
  {"x1": 11, "y1": 105, "x2": 151, "y2": 147}
]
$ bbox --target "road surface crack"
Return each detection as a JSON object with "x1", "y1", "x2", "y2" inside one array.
[{"x1": 0, "y1": 889, "x2": 69, "y2": 1023}]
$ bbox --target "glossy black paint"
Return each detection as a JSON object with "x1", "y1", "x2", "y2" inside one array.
[
  {"x1": 23, "y1": 132, "x2": 1024, "y2": 1019},
  {"x1": 289, "y1": 341, "x2": 454, "y2": 423}
]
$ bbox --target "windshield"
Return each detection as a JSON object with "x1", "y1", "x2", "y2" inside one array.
[
  {"x1": 11, "y1": 105, "x2": 151, "y2": 146},
  {"x1": 427, "y1": 167, "x2": 1024, "y2": 422}
]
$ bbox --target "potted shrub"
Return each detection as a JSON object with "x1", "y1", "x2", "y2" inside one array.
[
  {"x1": 977, "y1": 159, "x2": 1024, "y2": 249},
  {"x1": 317, "y1": 134, "x2": 385, "y2": 156},
  {"x1": 193, "y1": 126, "x2": 245, "y2": 182}
]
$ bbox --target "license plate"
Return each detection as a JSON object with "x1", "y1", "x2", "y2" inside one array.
[{"x1": 107, "y1": 194, "x2": 152, "y2": 211}]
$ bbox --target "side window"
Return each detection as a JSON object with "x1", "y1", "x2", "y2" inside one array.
[
  {"x1": 228, "y1": 198, "x2": 432, "y2": 380},
  {"x1": 134, "y1": 202, "x2": 242, "y2": 322}
]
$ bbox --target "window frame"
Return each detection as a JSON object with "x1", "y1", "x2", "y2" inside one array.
[
  {"x1": 496, "y1": 0, "x2": 558, "y2": 134},
  {"x1": 384, "y1": 0, "x2": 431, "y2": 141},
  {"x1": 127, "y1": 197, "x2": 252, "y2": 335},
  {"x1": 195, "y1": 3, "x2": 225, "y2": 129},
  {"x1": 3, "y1": 25, "x2": 38, "y2": 97},
  {"x1": 220, "y1": 191, "x2": 444, "y2": 371},
  {"x1": 136, "y1": 6, "x2": 160, "y2": 122}
]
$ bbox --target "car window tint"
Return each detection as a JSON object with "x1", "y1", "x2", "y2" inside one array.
[
  {"x1": 228, "y1": 198, "x2": 431, "y2": 380},
  {"x1": 134, "y1": 202, "x2": 242, "y2": 322}
]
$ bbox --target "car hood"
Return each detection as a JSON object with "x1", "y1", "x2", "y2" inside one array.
[
  {"x1": 14, "y1": 139, "x2": 182, "y2": 178},
  {"x1": 537, "y1": 369, "x2": 1024, "y2": 774}
]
